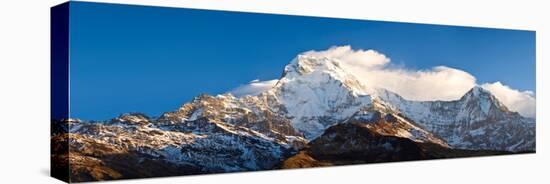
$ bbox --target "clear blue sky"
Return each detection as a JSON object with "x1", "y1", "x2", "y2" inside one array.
[{"x1": 68, "y1": 2, "x2": 535, "y2": 120}]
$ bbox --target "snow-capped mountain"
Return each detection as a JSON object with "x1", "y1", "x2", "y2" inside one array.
[
  {"x1": 268, "y1": 54, "x2": 373, "y2": 139},
  {"x1": 374, "y1": 87, "x2": 535, "y2": 151},
  {"x1": 261, "y1": 52, "x2": 534, "y2": 151},
  {"x1": 66, "y1": 94, "x2": 308, "y2": 175},
  {"x1": 52, "y1": 50, "x2": 535, "y2": 182}
]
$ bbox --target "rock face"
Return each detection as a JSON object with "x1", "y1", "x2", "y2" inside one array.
[
  {"x1": 51, "y1": 131, "x2": 204, "y2": 182},
  {"x1": 281, "y1": 122, "x2": 512, "y2": 169},
  {"x1": 346, "y1": 102, "x2": 449, "y2": 148},
  {"x1": 52, "y1": 50, "x2": 535, "y2": 182}
]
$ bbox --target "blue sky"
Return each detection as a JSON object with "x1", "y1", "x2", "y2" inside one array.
[{"x1": 69, "y1": 2, "x2": 535, "y2": 120}]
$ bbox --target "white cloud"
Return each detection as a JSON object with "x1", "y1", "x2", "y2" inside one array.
[
  {"x1": 227, "y1": 45, "x2": 535, "y2": 118},
  {"x1": 303, "y1": 46, "x2": 477, "y2": 101},
  {"x1": 229, "y1": 79, "x2": 279, "y2": 97},
  {"x1": 348, "y1": 65, "x2": 477, "y2": 101},
  {"x1": 481, "y1": 82, "x2": 536, "y2": 118},
  {"x1": 301, "y1": 45, "x2": 390, "y2": 69}
]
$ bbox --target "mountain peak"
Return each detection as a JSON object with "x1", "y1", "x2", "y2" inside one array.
[
  {"x1": 111, "y1": 112, "x2": 150, "y2": 125},
  {"x1": 269, "y1": 54, "x2": 373, "y2": 139},
  {"x1": 466, "y1": 86, "x2": 490, "y2": 96},
  {"x1": 462, "y1": 86, "x2": 493, "y2": 102},
  {"x1": 283, "y1": 54, "x2": 342, "y2": 76},
  {"x1": 277, "y1": 53, "x2": 368, "y2": 95},
  {"x1": 461, "y1": 86, "x2": 509, "y2": 112}
]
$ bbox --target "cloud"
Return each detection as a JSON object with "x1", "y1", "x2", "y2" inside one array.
[
  {"x1": 227, "y1": 45, "x2": 535, "y2": 118},
  {"x1": 481, "y1": 82, "x2": 536, "y2": 118},
  {"x1": 346, "y1": 65, "x2": 478, "y2": 101},
  {"x1": 301, "y1": 45, "x2": 390, "y2": 69},
  {"x1": 303, "y1": 46, "x2": 477, "y2": 101},
  {"x1": 229, "y1": 79, "x2": 279, "y2": 97}
]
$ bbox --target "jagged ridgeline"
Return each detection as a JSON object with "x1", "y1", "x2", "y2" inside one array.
[{"x1": 52, "y1": 51, "x2": 535, "y2": 182}]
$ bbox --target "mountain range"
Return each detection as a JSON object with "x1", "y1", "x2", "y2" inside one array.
[{"x1": 51, "y1": 51, "x2": 535, "y2": 182}]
